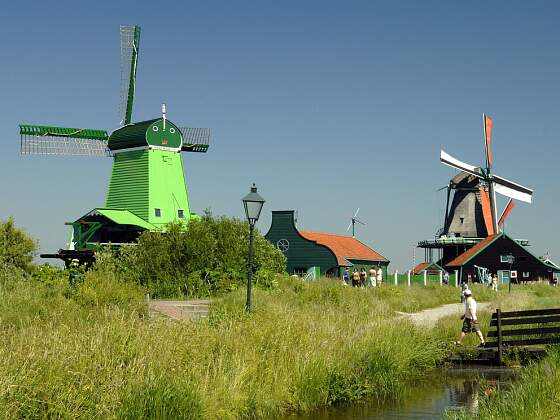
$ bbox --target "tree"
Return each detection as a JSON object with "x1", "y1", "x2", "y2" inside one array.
[{"x1": 0, "y1": 218, "x2": 37, "y2": 274}]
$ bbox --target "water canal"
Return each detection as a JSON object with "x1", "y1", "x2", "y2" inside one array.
[{"x1": 291, "y1": 367, "x2": 518, "y2": 419}]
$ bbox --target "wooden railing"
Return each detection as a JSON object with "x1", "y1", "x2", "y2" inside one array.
[{"x1": 486, "y1": 308, "x2": 560, "y2": 364}]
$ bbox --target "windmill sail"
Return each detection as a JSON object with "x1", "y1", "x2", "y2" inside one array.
[
  {"x1": 119, "y1": 25, "x2": 141, "y2": 126},
  {"x1": 180, "y1": 127, "x2": 211, "y2": 153},
  {"x1": 20, "y1": 124, "x2": 110, "y2": 156},
  {"x1": 498, "y1": 199, "x2": 515, "y2": 227},
  {"x1": 484, "y1": 113, "x2": 493, "y2": 169},
  {"x1": 492, "y1": 174, "x2": 533, "y2": 203},
  {"x1": 440, "y1": 150, "x2": 482, "y2": 179}
]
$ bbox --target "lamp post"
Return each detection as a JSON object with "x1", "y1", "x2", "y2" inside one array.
[
  {"x1": 507, "y1": 254, "x2": 515, "y2": 294},
  {"x1": 241, "y1": 184, "x2": 265, "y2": 312}
]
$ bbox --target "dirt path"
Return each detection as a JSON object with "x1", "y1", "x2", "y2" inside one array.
[
  {"x1": 396, "y1": 302, "x2": 492, "y2": 328},
  {"x1": 149, "y1": 299, "x2": 210, "y2": 321}
]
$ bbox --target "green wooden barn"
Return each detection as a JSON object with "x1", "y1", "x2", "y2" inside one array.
[{"x1": 264, "y1": 210, "x2": 389, "y2": 278}]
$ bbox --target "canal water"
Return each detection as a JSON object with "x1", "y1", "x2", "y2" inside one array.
[{"x1": 290, "y1": 367, "x2": 517, "y2": 420}]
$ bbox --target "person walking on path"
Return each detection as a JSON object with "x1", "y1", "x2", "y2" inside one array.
[
  {"x1": 492, "y1": 273, "x2": 498, "y2": 292},
  {"x1": 455, "y1": 289, "x2": 485, "y2": 346},
  {"x1": 368, "y1": 266, "x2": 377, "y2": 288}
]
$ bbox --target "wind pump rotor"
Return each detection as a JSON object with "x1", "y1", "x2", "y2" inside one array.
[{"x1": 346, "y1": 208, "x2": 366, "y2": 238}]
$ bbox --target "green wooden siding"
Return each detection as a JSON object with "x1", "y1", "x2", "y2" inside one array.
[
  {"x1": 265, "y1": 211, "x2": 337, "y2": 275},
  {"x1": 106, "y1": 149, "x2": 191, "y2": 227},
  {"x1": 147, "y1": 149, "x2": 190, "y2": 227},
  {"x1": 106, "y1": 150, "x2": 150, "y2": 220}
]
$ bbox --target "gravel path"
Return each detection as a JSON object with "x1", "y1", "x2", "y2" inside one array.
[{"x1": 396, "y1": 302, "x2": 492, "y2": 328}]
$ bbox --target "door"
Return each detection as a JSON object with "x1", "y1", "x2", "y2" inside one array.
[{"x1": 498, "y1": 270, "x2": 510, "y2": 285}]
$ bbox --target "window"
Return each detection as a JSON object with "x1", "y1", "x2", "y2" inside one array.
[
  {"x1": 523, "y1": 272, "x2": 530, "y2": 278},
  {"x1": 178, "y1": 209, "x2": 184, "y2": 219},
  {"x1": 155, "y1": 208, "x2": 161, "y2": 217},
  {"x1": 276, "y1": 239, "x2": 289, "y2": 252},
  {"x1": 500, "y1": 255, "x2": 514, "y2": 263}
]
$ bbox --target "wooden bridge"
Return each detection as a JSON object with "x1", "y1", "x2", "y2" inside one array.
[{"x1": 485, "y1": 308, "x2": 560, "y2": 365}]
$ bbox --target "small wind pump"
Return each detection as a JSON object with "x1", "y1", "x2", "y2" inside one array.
[
  {"x1": 440, "y1": 114, "x2": 533, "y2": 237},
  {"x1": 346, "y1": 208, "x2": 366, "y2": 238},
  {"x1": 19, "y1": 25, "x2": 212, "y2": 264}
]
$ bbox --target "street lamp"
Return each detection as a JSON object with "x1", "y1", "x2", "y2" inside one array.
[{"x1": 242, "y1": 183, "x2": 265, "y2": 312}]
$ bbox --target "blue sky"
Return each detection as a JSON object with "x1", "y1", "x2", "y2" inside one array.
[{"x1": 1, "y1": 1, "x2": 559, "y2": 271}]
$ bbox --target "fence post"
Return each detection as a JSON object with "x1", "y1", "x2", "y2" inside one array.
[
  {"x1": 423, "y1": 270, "x2": 427, "y2": 286},
  {"x1": 439, "y1": 270, "x2": 443, "y2": 287},
  {"x1": 496, "y1": 308, "x2": 503, "y2": 366},
  {"x1": 455, "y1": 270, "x2": 459, "y2": 288},
  {"x1": 407, "y1": 270, "x2": 411, "y2": 287},
  {"x1": 394, "y1": 270, "x2": 398, "y2": 286}
]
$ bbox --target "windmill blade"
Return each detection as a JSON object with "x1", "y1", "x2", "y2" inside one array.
[
  {"x1": 436, "y1": 185, "x2": 448, "y2": 192},
  {"x1": 353, "y1": 208, "x2": 360, "y2": 218},
  {"x1": 440, "y1": 150, "x2": 483, "y2": 179},
  {"x1": 354, "y1": 218, "x2": 366, "y2": 226},
  {"x1": 493, "y1": 174, "x2": 533, "y2": 204},
  {"x1": 119, "y1": 25, "x2": 141, "y2": 126},
  {"x1": 498, "y1": 199, "x2": 515, "y2": 228},
  {"x1": 20, "y1": 124, "x2": 110, "y2": 156},
  {"x1": 346, "y1": 221, "x2": 353, "y2": 232},
  {"x1": 484, "y1": 113, "x2": 493, "y2": 170},
  {"x1": 478, "y1": 187, "x2": 496, "y2": 235},
  {"x1": 179, "y1": 127, "x2": 211, "y2": 153}
]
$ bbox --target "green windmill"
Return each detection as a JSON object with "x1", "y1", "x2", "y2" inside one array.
[{"x1": 19, "y1": 26, "x2": 211, "y2": 264}]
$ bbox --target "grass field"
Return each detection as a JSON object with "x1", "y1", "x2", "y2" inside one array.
[{"x1": 1, "y1": 268, "x2": 559, "y2": 419}]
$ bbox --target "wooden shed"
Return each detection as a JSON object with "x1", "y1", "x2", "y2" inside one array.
[
  {"x1": 264, "y1": 210, "x2": 389, "y2": 278},
  {"x1": 445, "y1": 232, "x2": 560, "y2": 284}
]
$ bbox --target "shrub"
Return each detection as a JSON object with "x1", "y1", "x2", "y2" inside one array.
[
  {"x1": 0, "y1": 217, "x2": 37, "y2": 274},
  {"x1": 98, "y1": 214, "x2": 286, "y2": 298}
]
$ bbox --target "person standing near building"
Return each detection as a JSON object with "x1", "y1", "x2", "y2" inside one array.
[
  {"x1": 461, "y1": 283, "x2": 468, "y2": 303},
  {"x1": 486, "y1": 272, "x2": 493, "y2": 288},
  {"x1": 455, "y1": 289, "x2": 485, "y2": 346},
  {"x1": 359, "y1": 268, "x2": 367, "y2": 288},
  {"x1": 443, "y1": 271, "x2": 449, "y2": 285},
  {"x1": 368, "y1": 266, "x2": 377, "y2": 288},
  {"x1": 492, "y1": 273, "x2": 498, "y2": 292},
  {"x1": 352, "y1": 269, "x2": 360, "y2": 287},
  {"x1": 343, "y1": 268, "x2": 350, "y2": 285},
  {"x1": 376, "y1": 267, "x2": 383, "y2": 286}
]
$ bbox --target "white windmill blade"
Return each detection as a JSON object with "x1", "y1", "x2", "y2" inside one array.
[
  {"x1": 355, "y1": 218, "x2": 366, "y2": 226},
  {"x1": 493, "y1": 175, "x2": 533, "y2": 204},
  {"x1": 353, "y1": 208, "x2": 360, "y2": 218},
  {"x1": 440, "y1": 150, "x2": 482, "y2": 179},
  {"x1": 346, "y1": 222, "x2": 353, "y2": 232}
]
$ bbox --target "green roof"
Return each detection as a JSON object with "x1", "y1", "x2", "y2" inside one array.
[{"x1": 90, "y1": 208, "x2": 155, "y2": 230}]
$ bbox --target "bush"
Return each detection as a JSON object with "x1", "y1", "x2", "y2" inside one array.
[
  {"x1": 0, "y1": 217, "x2": 37, "y2": 274},
  {"x1": 98, "y1": 214, "x2": 286, "y2": 298}
]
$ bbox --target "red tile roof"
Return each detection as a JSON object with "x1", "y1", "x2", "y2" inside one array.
[
  {"x1": 299, "y1": 230, "x2": 388, "y2": 266},
  {"x1": 412, "y1": 262, "x2": 430, "y2": 274},
  {"x1": 446, "y1": 234, "x2": 500, "y2": 267}
]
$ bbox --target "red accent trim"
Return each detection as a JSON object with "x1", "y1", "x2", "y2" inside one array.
[
  {"x1": 485, "y1": 114, "x2": 493, "y2": 166},
  {"x1": 479, "y1": 188, "x2": 495, "y2": 235},
  {"x1": 498, "y1": 199, "x2": 516, "y2": 227}
]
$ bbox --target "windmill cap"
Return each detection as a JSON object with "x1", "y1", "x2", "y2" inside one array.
[{"x1": 463, "y1": 289, "x2": 472, "y2": 296}]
